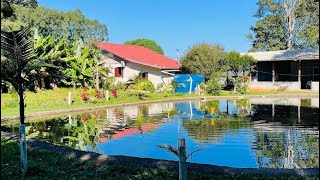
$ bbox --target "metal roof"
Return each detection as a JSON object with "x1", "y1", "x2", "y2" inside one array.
[
  {"x1": 96, "y1": 42, "x2": 181, "y2": 69},
  {"x1": 241, "y1": 49, "x2": 319, "y2": 62}
]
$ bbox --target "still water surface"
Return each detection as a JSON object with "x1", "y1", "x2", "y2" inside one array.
[{"x1": 2, "y1": 98, "x2": 319, "y2": 168}]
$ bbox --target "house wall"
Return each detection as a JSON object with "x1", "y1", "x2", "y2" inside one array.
[
  {"x1": 100, "y1": 52, "x2": 174, "y2": 88},
  {"x1": 249, "y1": 81, "x2": 301, "y2": 91},
  {"x1": 311, "y1": 82, "x2": 319, "y2": 91}
]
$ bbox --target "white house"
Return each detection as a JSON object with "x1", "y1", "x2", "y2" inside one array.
[{"x1": 96, "y1": 42, "x2": 181, "y2": 88}]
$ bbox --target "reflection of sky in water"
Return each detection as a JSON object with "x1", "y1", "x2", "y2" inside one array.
[
  {"x1": 2, "y1": 98, "x2": 319, "y2": 168},
  {"x1": 94, "y1": 120, "x2": 258, "y2": 168}
]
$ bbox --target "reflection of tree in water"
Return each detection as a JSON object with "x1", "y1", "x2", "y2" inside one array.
[
  {"x1": 182, "y1": 115, "x2": 251, "y2": 143},
  {"x1": 200, "y1": 100, "x2": 219, "y2": 115},
  {"x1": 27, "y1": 117, "x2": 67, "y2": 143},
  {"x1": 254, "y1": 131, "x2": 286, "y2": 168},
  {"x1": 233, "y1": 99, "x2": 251, "y2": 117},
  {"x1": 20, "y1": 112, "x2": 106, "y2": 153},
  {"x1": 254, "y1": 130, "x2": 319, "y2": 168},
  {"x1": 2, "y1": 103, "x2": 175, "y2": 149}
]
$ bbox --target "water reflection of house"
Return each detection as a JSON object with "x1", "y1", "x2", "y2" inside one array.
[
  {"x1": 100, "y1": 123, "x2": 162, "y2": 143},
  {"x1": 250, "y1": 98, "x2": 319, "y2": 124},
  {"x1": 100, "y1": 102, "x2": 175, "y2": 142}
]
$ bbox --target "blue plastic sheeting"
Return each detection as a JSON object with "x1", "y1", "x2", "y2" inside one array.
[{"x1": 173, "y1": 74, "x2": 205, "y2": 94}]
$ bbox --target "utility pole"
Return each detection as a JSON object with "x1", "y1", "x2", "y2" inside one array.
[{"x1": 176, "y1": 49, "x2": 180, "y2": 61}]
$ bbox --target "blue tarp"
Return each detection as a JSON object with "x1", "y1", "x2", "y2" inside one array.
[{"x1": 173, "y1": 74, "x2": 205, "y2": 94}]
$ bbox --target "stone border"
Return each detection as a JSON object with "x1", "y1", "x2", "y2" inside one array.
[
  {"x1": 1, "y1": 93, "x2": 319, "y2": 123},
  {"x1": 1, "y1": 131, "x2": 318, "y2": 177}
]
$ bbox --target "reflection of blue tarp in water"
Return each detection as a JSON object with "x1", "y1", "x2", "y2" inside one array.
[
  {"x1": 175, "y1": 102, "x2": 218, "y2": 120},
  {"x1": 174, "y1": 74, "x2": 205, "y2": 94}
]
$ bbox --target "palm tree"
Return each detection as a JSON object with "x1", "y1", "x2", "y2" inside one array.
[{"x1": 1, "y1": 27, "x2": 45, "y2": 175}]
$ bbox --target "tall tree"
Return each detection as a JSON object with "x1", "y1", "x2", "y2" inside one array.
[
  {"x1": 180, "y1": 43, "x2": 227, "y2": 81},
  {"x1": 1, "y1": 0, "x2": 38, "y2": 31},
  {"x1": 248, "y1": 0, "x2": 319, "y2": 51},
  {"x1": 10, "y1": 5, "x2": 108, "y2": 43},
  {"x1": 226, "y1": 51, "x2": 256, "y2": 93},
  {"x1": 124, "y1": 38, "x2": 164, "y2": 55}
]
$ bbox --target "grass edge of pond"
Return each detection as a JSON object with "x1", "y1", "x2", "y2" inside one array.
[{"x1": 1, "y1": 136, "x2": 319, "y2": 180}]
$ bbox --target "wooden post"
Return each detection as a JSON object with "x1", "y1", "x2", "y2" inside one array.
[
  {"x1": 68, "y1": 92, "x2": 71, "y2": 105},
  {"x1": 298, "y1": 60, "x2": 301, "y2": 82},
  {"x1": 272, "y1": 62, "x2": 275, "y2": 82},
  {"x1": 105, "y1": 90, "x2": 109, "y2": 101},
  {"x1": 19, "y1": 124, "x2": 27, "y2": 175},
  {"x1": 178, "y1": 138, "x2": 187, "y2": 180}
]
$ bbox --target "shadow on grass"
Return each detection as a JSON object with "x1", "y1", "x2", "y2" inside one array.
[{"x1": 1, "y1": 135, "x2": 319, "y2": 180}]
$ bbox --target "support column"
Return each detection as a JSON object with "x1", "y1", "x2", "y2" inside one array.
[
  {"x1": 272, "y1": 62, "x2": 275, "y2": 82},
  {"x1": 298, "y1": 60, "x2": 301, "y2": 82}
]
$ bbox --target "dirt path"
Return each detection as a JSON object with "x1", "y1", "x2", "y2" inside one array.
[{"x1": 1, "y1": 131, "x2": 319, "y2": 177}]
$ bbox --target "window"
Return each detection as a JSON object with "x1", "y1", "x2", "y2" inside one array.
[
  {"x1": 140, "y1": 72, "x2": 148, "y2": 79},
  {"x1": 115, "y1": 67, "x2": 123, "y2": 77}
]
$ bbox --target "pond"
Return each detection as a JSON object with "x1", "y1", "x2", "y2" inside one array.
[{"x1": 2, "y1": 98, "x2": 319, "y2": 169}]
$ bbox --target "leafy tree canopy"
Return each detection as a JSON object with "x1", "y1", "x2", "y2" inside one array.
[
  {"x1": 2, "y1": 5, "x2": 108, "y2": 43},
  {"x1": 180, "y1": 43, "x2": 227, "y2": 81},
  {"x1": 248, "y1": 0, "x2": 319, "y2": 51},
  {"x1": 124, "y1": 38, "x2": 164, "y2": 55}
]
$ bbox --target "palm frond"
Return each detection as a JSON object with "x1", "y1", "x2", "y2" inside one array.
[{"x1": 1, "y1": 27, "x2": 36, "y2": 87}]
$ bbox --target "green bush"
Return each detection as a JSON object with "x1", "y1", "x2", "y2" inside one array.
[
  {"x1": 102, "y1": 76, "x2": 116, "y2": 90},
  {"x1": 156, "y1": 82, "x2": 165, "y2": 92},
  {"x1": 114, "y1": 82, "x2": 125, "y2": 90},
  {"x1": 206, "y1": 74, "x2": 222, "y2": 96},
  {"x1": 139, "y1": 79, "x2": 155, "y2": 92},
  {"x1": 237, "y1": 83, "x2": 249, "y2": 94}
]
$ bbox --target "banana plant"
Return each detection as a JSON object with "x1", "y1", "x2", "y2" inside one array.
[
  {"x1": 62, "y1": 45, "x2": 95, "y2": 88},
  {"x1": 62, "y1": 41, "x2": 109, "y2": 91},
  {"x1": 31, "y1": 32, "x2": 70, "y2": 90}
]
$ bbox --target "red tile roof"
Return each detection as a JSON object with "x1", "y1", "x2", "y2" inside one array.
[{"x1": 97, "y1": 42, "x2": 181, "y2": 69}]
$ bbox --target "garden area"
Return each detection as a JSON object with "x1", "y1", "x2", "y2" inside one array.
[{"x1": 1, "y1": 0, "x2": 319, "y2": 179}]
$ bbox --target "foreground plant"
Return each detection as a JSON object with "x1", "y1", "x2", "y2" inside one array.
[{"x1": 1, "y1": 26, "x2": 57, "y2": 175}]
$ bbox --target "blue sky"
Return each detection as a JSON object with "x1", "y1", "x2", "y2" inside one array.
[{"x1": 38, "y1": 0, "x2": 258, "y2": 59}]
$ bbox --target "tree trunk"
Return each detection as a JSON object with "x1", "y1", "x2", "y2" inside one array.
[
  {"x1": 284, "y1": 0, "x2": 298, "y2": 50},
  {"x1": 18, "y1": 85, "x2": 25, "y2": 124}
]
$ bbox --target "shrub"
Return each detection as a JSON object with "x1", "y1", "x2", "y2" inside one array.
[
  {"x1": 156, "y1": 82, "x2": 165, "y2": 92},
  {"x1": 206, "y1": 73, "x2": 222, "y2": 96},
  {"x1": 114, "y1": 82, "x2": 125, "y2": 90},
  {"x1": 139, "y1": 79, "x2": 155, "y2": 92},
  {"x1": 102, "y1": 77, "x2": 116, "y2": 90},
  {"x1": 237, "y1": 83, "x2": 249, "y2": 94}
]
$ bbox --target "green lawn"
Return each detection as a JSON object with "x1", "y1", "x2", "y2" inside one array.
[
  {"x1": 1, "y1": 88, "x2": 318, "y2": 118},
  {"x1": 1, "y1": 137, "x2": 318, "y2": 180}
]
